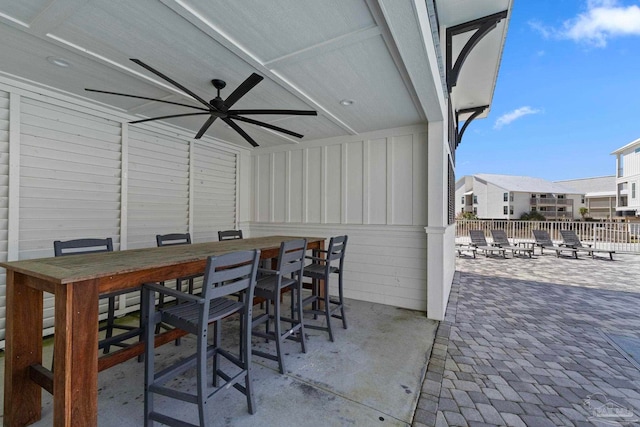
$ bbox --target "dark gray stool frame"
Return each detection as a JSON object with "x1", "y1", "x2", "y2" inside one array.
[
  {"x1": 218, "y1": 229, "x2": 243, "y2": 241},
  {"x1": 53, "y1": 238, "x2": 143, "y2": 354},
  {"x1": 302, "y1": 235, "x2": 348, "y2": 342},
  {"x1": 143, "y1": 249, "x2": 260, "y2": 427},
  {"x1": 155, "y1": 233, "x2": 203, "y2": 343},
  {"x1": 251, "y1": 239, "x2": 307, "y2": 374}
]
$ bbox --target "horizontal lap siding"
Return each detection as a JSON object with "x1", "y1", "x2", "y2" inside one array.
[
  {"x1": 250, "y1": 223, "x2": 427, "y2": 311},
  {"x1": 0, "y1": 91, "x2": 9, "y2": 338},
  {"x1": 192, "y1": 142, "x2": 236, "y2": 243},
  {"x1": 127, "y1": 129, "x2": 189, "y2": 249},
  {"x1": 19, "y1": 97, "x2": 122, "y2": 331}
]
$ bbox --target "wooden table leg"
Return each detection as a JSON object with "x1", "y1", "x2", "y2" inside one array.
[
  {"x1": 53, "y1": 279, "x2": 99, "y2": 427},
  {"x1": 4, "y1": 271, "x2": 43, "y2": 426}
]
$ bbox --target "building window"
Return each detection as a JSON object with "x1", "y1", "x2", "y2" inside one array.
[
  {"x1": 461, "y1": 196, "x2": 464, "y2": 205},
  {"x1": 510, "y1": 194, "x2": 514, "y2": 202},
  {"x1": 531, "y1": 207, "x2": 537, "y2": 211},
  {"x1": 473, "y1": 207, "x2": 477, "y2": 214},
  {"x1": 558, "y1": 194, "x2": 565, "y2": 199},
  {"x1": 510, "y1": 206, "x2": 514, "y2": 215},
  {"x1": 633, "y1": 183, "x2": 637, "y2": 199},
  {"x1": 503, "y1": 206, "x2": 508, "y2": 215},
  {"x1": 581, "y1": 196, "x2": 585, "y2": 204},
  {"x1": 503, "y1": 192, "x2": 508, "y2": 202},
  {"x1": 473, "y1": 195, "x2": 478, "y2": 204},
  {"x1": 531, "y1": 194, "x2": 536, "y2": 198}
]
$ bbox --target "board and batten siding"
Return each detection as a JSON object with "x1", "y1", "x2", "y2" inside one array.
[
  {"x1": 0, "y1": 76, "x2": 243, "y2": 348},
  {"x1": 250, "y1": 127, "x2": 428, "y2": 311}
]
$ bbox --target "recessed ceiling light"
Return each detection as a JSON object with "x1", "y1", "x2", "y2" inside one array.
[
  {"x1": 339, "y1": 99, "x2": 354, "y2": 106},
  {"x1": 47, "y1": 56, "x2": 71, "y2": 68}
]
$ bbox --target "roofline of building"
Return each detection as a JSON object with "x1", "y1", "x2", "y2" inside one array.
[{"x1": 611, "y1": 137, "x2": 640, "y2": 155}]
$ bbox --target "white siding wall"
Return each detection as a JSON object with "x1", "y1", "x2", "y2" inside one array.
[
  {"x1": 623, "y1": 148, "x2": 640, "y2": 178},
  {"x1": 0, "y1": 77, "x2": 242, "y2": 347},
  {"x1": 485, "y1": 182, "x2": 507, "y2": 219},
  {"x1": 0, "y1": 90, "x2": 9, "y2": 337},
  {"x1": 192, "y1": 142, "x2": 237, "y2": 243},
  {"x1": 621, "y1": 148, "x2": 640, "y2": 210},
  {"x1": 513, "y1": 193, "x2": 531, "y2": 219},
  {"x1": 250, "y1": 126, "x2": 428, "y2": 311},
  {"x1": 473, "y1": 179, "x2": 488, "y2": 218},
  {"x1": 19, "y1": 97, "x2": 123, "y2": 331},
  {"x1": 127, "y1": 128, "x2": 190, "y2": 249}
]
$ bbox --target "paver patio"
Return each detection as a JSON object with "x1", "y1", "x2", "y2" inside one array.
[{"x1": 414, "y1": 251, "x2": 640, "y2": 427}]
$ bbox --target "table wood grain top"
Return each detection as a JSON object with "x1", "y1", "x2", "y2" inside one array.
[{"x1": 0, "y1": 235, "x2": 324, "y2": 284}]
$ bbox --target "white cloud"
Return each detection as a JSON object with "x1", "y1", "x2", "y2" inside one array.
[
  {"x1": 537, "y1": 0, "x2": 640, "y2": 47},
  {"x1": 494, "y1": 106, "x2": 541, "y2": 129}
]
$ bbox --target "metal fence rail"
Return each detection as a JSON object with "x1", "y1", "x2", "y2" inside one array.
[{"x1": 456, "y1": 220, "x2": 640, "y2": 254}]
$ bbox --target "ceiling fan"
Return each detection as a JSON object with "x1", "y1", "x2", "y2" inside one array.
[{"x1": 86, "y1": 58, "x2": 317, "y2": 147}]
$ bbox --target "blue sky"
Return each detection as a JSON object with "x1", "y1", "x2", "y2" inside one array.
[{"x1": 456, "y1": 0, "x2": 640, "y2": 181}]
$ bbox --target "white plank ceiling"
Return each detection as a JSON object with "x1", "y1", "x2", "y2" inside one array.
[{"x1": 0, "y1": 0, "x2": 510, "y2": 148}]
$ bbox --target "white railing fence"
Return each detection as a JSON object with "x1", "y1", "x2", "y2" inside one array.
[{"x1": 456, "y1": 220, "x2": 640, "y2": 254}]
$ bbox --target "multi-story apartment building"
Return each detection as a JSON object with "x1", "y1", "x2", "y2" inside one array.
[
  {"x1": 612, "y1": 138, "x2": 640, "y2": 217},
  {"x1": 555, "y1": 176, "x2": 616, "y2": 220},
  {"x1": 456, "y1": 174, "x2": 584, "y2": 220}
]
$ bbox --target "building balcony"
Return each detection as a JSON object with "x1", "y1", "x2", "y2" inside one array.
[{"x1": 530, "y1": 198, "x2": 573, "y2": 206}]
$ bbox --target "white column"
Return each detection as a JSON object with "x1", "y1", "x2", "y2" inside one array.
[{"x1": 425, "y1": 120, "x2": 454, "y2": 321}]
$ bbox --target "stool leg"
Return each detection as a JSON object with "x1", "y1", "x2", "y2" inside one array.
[
  {"x1": 143, "y1": 288, "x2": 156, "y2": 425},
  {"x1": 274, "y1": 296, "x2": 284, "y2": 374},
  {"x1": 338, "y1": 271, "x2": 347, "y2": 329},
  {"x1": 104, "y1": 296, "x2": 116, "y2": 354}
]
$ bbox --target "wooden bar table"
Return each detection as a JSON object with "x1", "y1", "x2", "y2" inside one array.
[{"x1": 1, "y1": 235, "x2": 324, "y2": 427}]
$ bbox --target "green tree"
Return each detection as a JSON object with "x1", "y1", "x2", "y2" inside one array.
[
  {"x1": 579, "y1": 207, "x2": 589, "y2": 219},
  {"x1": 520, "y1": 211, "x2": 546, "y2": 221},
  {"x1": 456, "y1": 211, "x2": 478, "y2": 220}
]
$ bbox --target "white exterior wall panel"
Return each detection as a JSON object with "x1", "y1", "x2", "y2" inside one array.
[
  {"x1": 0, "y1": 91, "x2": 9, "y2": 338},
  {"x1": 473, "y1": 179, "x2": 489, "y2": 218},
  {"x1": 19, "y1": 97, "x2": 122, "y2": 332},
  {"x1": 250, "y1": 126, "x2": 428, "y2": 311},
  {"x1": 485, "y1": 182, "x2": 507, "y2": 219},
  {"x1": 127, "y1": 128, "x2": 189, "y2": 249},
  {"x1": 512, "y1": 193, "x2": 531, "y2": 219},
  {"x1": 192, "y1": 142, "x2": 237, "y2": 242}
]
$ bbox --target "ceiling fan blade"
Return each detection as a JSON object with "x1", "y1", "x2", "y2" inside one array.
[
  {"x1": 222, "y1": 117, "x2": 259, "y2": 147},
  {"x1": 130, "y1": 112, "x2": 211, "y2": 124},
  {"x1": 223, "y1": 73, "x2": 264, "y2": 109},
  {"x1": 230, "y1": 115, "x2": 304, "y2": 138},
  {"x1": 85, "y1": 89, "x2": 209, "y2": 111},
  {"x1": 194, "y1": 115, "x2": 218, "y2": 139},
  {"x1": 130, "y1": 58, "x2": 213, "y2": 109},
  {"x1": 228, "y1": 109, "x2": 317, "y2": 116}
]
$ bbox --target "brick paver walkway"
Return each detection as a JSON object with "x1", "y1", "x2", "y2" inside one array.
[{"x1": 413, "y1": 251, "x2": 640, "y2": 426}]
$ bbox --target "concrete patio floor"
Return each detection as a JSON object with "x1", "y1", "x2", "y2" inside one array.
[
  {"x1": 414, "y1": 251, "x2": 640, "y2": 427},
  {"x1": 0, "y1": 298, "x2": 437, "y2": 426}
]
